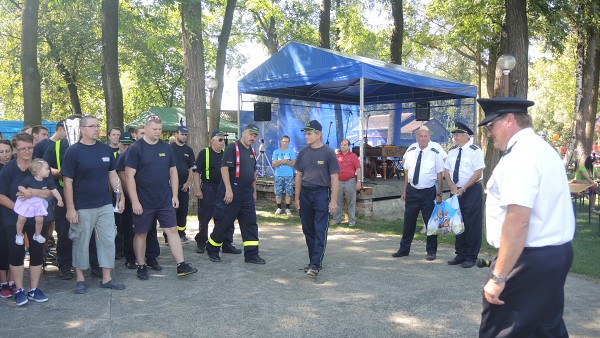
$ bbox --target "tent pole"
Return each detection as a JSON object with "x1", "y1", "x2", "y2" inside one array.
[
  {"x1": 237, "y1": 93, "x2": 242, "y2": 137},
  {"x1": 359, "y1": 78, "x2": 365, "y2": 182}
]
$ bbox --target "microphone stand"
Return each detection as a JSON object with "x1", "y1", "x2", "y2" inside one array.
[{"x1": 325, "y1": 121, "x2": 333, "y2": 146}]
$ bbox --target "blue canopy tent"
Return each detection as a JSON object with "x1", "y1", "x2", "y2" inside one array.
[{"x1": 237, "y1": 42, "x2": 477, "y2": 175}]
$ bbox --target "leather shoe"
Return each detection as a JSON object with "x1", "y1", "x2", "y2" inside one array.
[
  {"x1": 245, "y1": 256, "x2": 266, "y2": 264},
  {"x1": 222, "y1": 245, "x2": 242, "y2": 254},
  {"x1": 196, "y1": 244, "x2": 205, "y2": 254},
  {"x1": 146, "y1": 260, "x2": 163, "y2": 271},
  {"x1": 447, "y1": 256, "x2": 465, "y2": 265},
  {"x1": 425, "y1": 253, "x2": 436, "y2": 261},
  {"x1": 392, "y1": 250, "x2": 409, "y2": 258},
  {"x1": 208, "y1": 254, "x2": 221, "y2": 263},
  {"x1": 461, "y1": 260, "x2": 476, "y2": 268}
]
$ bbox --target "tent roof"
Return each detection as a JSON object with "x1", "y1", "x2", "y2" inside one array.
[
  {"x1": 238, "y1": 42, "x2": 477, "y2": 105},
  {"x1": 125, "y1": 107, "x2": 237, "y2": 134}
]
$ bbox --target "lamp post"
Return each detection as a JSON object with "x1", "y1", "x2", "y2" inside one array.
[
  {"x1": 206, "y1": 77, "x2": 218, "y2": 132},
  {"x1": 497, "y1": 54, "x2": 516, "y2": 97}
]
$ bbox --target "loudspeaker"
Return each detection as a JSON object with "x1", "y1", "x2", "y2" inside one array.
[
  {"x1": 415, "y1": 102, "x2": 430, "y2": 121},
  {"x1": 254, "y1": 102, "x2": 272, "y2": 121}
]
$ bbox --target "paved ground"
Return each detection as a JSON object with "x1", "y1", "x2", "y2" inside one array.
[{"x1": 3, "y1": 220, "x2": 600, "y2": 337}]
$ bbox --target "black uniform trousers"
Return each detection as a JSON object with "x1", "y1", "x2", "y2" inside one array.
[
  {"x1": 206, "y1": 181, "x2": 259, "y2": 258},
  {"x1": 176, "y1": 187, "x2": 189, "y2": 237},
  {"x1": 399, "y1": 184, "x2": 438, "y2": 255},
  {"x1": 455, "y1": 182, "x2": 483, "y2": 262},
  {"x1": 195, "y1": 182, "x2": 234, "y2": 248},
  {"x1": 54, "y1": 185, "x2": 99, "y2": 269},
  {"x1": 122, "y1": 197, "x2": 160, "y2": 263},
  {"x1": 298, "y1": 186, "x2": 330, "y2": 270},
  {"x1": 480, "y1": 242, "x2": 573, "y2": 338}
]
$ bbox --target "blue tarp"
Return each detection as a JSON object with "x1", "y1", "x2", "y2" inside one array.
[{"x1": 0, "y1": 121, "x2": 57, "y2": 140}]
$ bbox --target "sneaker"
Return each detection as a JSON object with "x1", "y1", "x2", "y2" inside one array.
[
  {"x1": 222, "y1": 245, "x2": 242, "y2": 254},
  {"x1": 58, "y1": 265, "x2": 73, "y2": 280},
  {"x1": 146, "y1": 259, "x2": 163, "y2": 271},
  {"x1": 45, "y1": 250, "x2": 56, "y2": 260},
  {"x1": 32, "y1": 233, "x2": 46, "y2": 244},
  {"x1": 8, "y1": 283, "x2": 17, "y2": 294},
  {"x1": 74, "y1": 281, "x2": 87, "y2": 294},
  {"x1": 285, "y1": 209, "x2": 292, "y2": 215},
  {"x1": 180, "y1": 236, "x2": 189, "y2": 244},
  {"x1": 176, "y1": 263, "x2": 198, "y2": 277},
  {"x1": 0, "y1": 284, "x2": 11, "y2": 298},
  {"x1": 303, "y1": 265, "x2": 311, "y2": 273},
  {"x1": 14, "y1": 288, "x2": 28, "y2": 306},
  {"x1": 27, "y1": 288, "x2": 48, "y2": 302},
  {"x1": 245, "y1": 256, "x2": 266, "y2": 264},
  {"x1": 208, "y1": 254, "x2": 221, "y2": 263},
  {"x1": 275, "y1": 208, "x2": 282, "y2": 215},
  {"x1": 15, "y1": 234, "x2": 24, "y2": 246},
  {"x1": 195, "y1": 244, "x2": 205, "y2": 254},
  {"x1": 137, "y1": 265, "x2": 149, "y2": 280},
  {"x1": 306, "y1": 267, "x2": 319, "y2": 279},
  {"x1": 100, "y1": 278, "x2": 126, "y2": 290}
]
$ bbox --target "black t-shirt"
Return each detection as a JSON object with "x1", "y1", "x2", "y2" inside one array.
[
  {"x1": 171, "y1": 142, "x2": 195, "y2": 185},
  {"x1": 222, "y1": 140, "x2": 256, "y2": 185},
  {"x1": 294, "y1": 145, "x2": 340, "y2": 188},
  {"x1": 125, "y1": 139, "x2": 177, "y2": 209},
  {"x1": 60, "y1": 141, "x2": 115, "y2": 210},
  {"x1": 194, "y1": 147, "x2": 224, "y2": 184},
  {"x1": 0, "y1": 160, "x2": 35, "y2": 226},
  {"x1": 33, "y1": 138, "x2": 54, "y2": 159},
  {"x1": 43, "y1": 138, "x2": 69, "y2": 189}
]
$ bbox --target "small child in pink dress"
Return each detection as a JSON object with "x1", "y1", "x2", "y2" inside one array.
[{"x1": 13, "y1": 159, "x2": 63, "y2": 245}]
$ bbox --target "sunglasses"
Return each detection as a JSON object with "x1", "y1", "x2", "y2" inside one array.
[{"x1": 146, "y1": 115, "x2": 161, "y2": 122}]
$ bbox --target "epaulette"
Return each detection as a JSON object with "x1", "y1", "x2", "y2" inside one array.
[
  {"x1": 431, "y1": 148, "x2": 439, "y2": 154},
  {"x1": 449, "y1": 145, "x2": 458, "y2": 150},
  {"x1": 406, "y1": 146, "x2": 416, "y2": 152},
  {"x1": 470, "y1": 144, "x2": 479, "y2": 150}
]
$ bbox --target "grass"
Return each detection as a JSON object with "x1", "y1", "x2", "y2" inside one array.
[{"x1": 250, "y1": 197, "x2": 600, "y2": 283}]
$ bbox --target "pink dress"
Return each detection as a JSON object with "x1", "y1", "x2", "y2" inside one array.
[{"x1": 14, "y1": 196, "x2": 48, "y2": 218}]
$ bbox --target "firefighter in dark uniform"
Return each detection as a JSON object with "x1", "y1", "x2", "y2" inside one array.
[
  {"x1": 443, "y1": 122, "x2": 485, "y2": 268},
  {"x1": 193, "y1": 130, "x2": 240, "y2": 254},
  {"x1": 205, "y1": 124, "x2": 265, "y2": 264},
  {"x1": 393, "y1": 125, "x2": 445, "y2": 261},
  {"x1": 170, "y1": 125, "x2": 195, "y2": 242}
]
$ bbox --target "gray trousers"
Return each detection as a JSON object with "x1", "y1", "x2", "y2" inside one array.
[
  {"x1": 334, "y1": 178, "x2": 357, "y2": 225},
  {"x1": 69, "y1": 204, "x2": 116, "y2": 270}
]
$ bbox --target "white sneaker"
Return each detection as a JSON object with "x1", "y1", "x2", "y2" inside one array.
[
  {"x1": 275, "y1": 208, "x2": 282, "y2": 215},
  {"x1": 15, "y1": 234, "x2": 24, "y2": 245},
  {"x1": 33, "y1": 234, "x2": 46, "y2": 244},
  {"x1": 285, "y1": 209, "x2": 292, "y2": 215}
]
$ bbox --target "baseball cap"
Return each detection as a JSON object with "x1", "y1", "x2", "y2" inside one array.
[
  {"x1": 177, "y1": 125, "x2": 189, "y2": 134},
  {"x1": 301, "y1": 120, "x2": 322, "y2": 132},
  {"x1": 211, "y1": 130, "x2": 226, "y2": 138},
  {"x1": 477, "y1": 97, "x2": 535, "y2": 126},
  {"x1": 244, "y1": 124, "x2": 260, "y2": 135},
  {"x1": 119, "y1": 132, "x2": 134, "y2": 145}
]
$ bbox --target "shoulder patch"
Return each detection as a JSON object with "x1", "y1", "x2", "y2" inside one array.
[
  {"x1": 431, "y1": 148, "x2": 439, "y2": 154},
  {"x1": 470, "y1": 144, "x2": 479, "y2": 150},
  {"x1": 449, "y1": 145, "x2": 458, "y2": 150},
  {"x1": 406, "y1": 146, "x2": 416, "y2": 152}
]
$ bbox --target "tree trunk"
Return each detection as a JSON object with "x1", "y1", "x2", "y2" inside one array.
[
  {"x1": 101, "y1": 0, "x2": 124, "y2": 129},
  {"x1": 181, "y1": 0, "x2": 208, "y2": 151},
  {"x1": 387, "y1": 0, "x2": 403, "y2": 146},
  {"x1": 253, "y1": 12, "x2": 278, "y2": 55},
  {"x1": 55, "y1": 57, "x2": 83, "y2": 116},
  {"x1": 21, "y1": 0, "x2": 41, "y2": 126},
  {"x1": 319, "y1": 0, "x2": 331, "y2": 49},
  {"x1": 505, "y1": 0, "x2": 528, "y2": 99},
  {"x1": 210, "y1": 0, "x2": 237, "y2": 134}
]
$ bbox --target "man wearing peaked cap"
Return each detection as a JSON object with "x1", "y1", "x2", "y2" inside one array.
[
  {"x1": 444, "y1": 121, "x2": 484, "y2": 269},
  {"x1": 301, "y1": 120, "x2": 323, "y2": 132},
  {"x1": 170, "y1": 125, "x2": 195, "y2": 243},
  {"x1": 244, "y1": 123, "x2": 260, "y2": 135},
  {"x1": 477, "y1": 97, "x2": 574, "y2": 337}
]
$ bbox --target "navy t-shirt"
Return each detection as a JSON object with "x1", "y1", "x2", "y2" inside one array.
[
  {"x1": 115, "y1": 147, "x2": 128, "y2": 172},
  {"x1": 33, "y1": 138, "x2": 54, "y2": 159},
  {"x1": 44, "y1": 138, "x2": 69, "y2": 189},
  {"x1": 125, "y1": 139, "x2": 177, "y2": 209},
  {"x1": 60, "y1": 141, "x2": 115, "y2": 210},
  {"x1": 0, "y1": 160, "x2": 35, "y2": 226},
  {"x1": 222, "y1": 140, "x2": 256, "y2": 185},
  {"x1": 171, "y1": 143, "x2": 195, "y2": 187},
  {"x1": 194, "y1": 147, "x2": 224, "y2": 184},
  {"x1": 20, "y1": 175, "x2": 56, "y2": 191},
  {"x1": 294, "y1": 145, "x2": 340, "y2": 188}
]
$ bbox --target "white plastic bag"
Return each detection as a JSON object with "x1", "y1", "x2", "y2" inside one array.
[{"x1": 426, "y1": 195, "x2": 464, "y2": 236}]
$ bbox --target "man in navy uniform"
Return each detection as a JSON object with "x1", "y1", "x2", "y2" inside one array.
[
  {"x1": 477, "y1": 98, "x2": 574, "y2": 337},
  {"x1": 443, "y1": 122, "x2": 485, "y2": 268},
  {"x1": 294, "y1": 120, "x2": 340, "y2": 279},
  {"x1": 193, "y1": 130, "x2": 240, "y2": 254},
  {"x1": 205, "y1": 124, "x2": 265, "y2": 264},
  {"x1": 393, "y1": 125, "x2": 445, "y2": 261},
  {"x1": 170, "y1": 125, "x2": 195, "y2": 242}
]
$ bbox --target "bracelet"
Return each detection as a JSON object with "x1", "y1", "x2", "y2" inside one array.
[{"x1": 491, "y1": 272, "x2": 507, "y2": 284}]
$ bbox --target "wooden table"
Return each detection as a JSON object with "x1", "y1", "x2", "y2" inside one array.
[
  {"x1": 353, "y1": 146, "x2": 406, "y2": 180},
  {"x1": 569, "y1": 182, "x2": 595, "y2": 224}
]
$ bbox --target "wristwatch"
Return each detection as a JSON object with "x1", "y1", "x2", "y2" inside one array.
[{"x1": 491, "y1": 272, "x2": 507, "y2": 284}]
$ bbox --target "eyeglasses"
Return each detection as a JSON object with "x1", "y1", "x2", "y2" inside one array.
[
  {"x1": 82, "y1": 125, "x2": 101, "y2": 129},
  {"x1": 214, "y1": 138, "x2": 224, "y2": 142},
  {"x1": 16, "y1": 146, "x2": 33, "y2": 152},
  {"x1": 484, "y1": 115, "x2": 506, "y2": 132}
]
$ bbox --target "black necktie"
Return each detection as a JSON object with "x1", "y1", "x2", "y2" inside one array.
[
  {"x1": 413, "y1": 150, "x2": 423, "y2": 185},
  {"x1": 453, "y1": 148, "x2": 462, "y2": 184}
]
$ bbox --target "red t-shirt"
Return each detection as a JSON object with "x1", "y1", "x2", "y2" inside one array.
[{"x1": 336, "y1": 151, "x2": 361, "y2": 181}]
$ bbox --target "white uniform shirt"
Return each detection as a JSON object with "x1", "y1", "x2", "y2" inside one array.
[
  {"x1": 485, "y1": 128, "x2": 575, "y2": 248},
  {"x1": 403, "y1": 142, "x2": 445, "y2": 189},
  {"x1": 444, "y1": 143, "x2": 485, "y2": 187}
]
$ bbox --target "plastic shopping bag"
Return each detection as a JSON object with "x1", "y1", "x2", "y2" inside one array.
[{"x1": 426, "y1": 195, "x2": 464, "y2": 236}]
